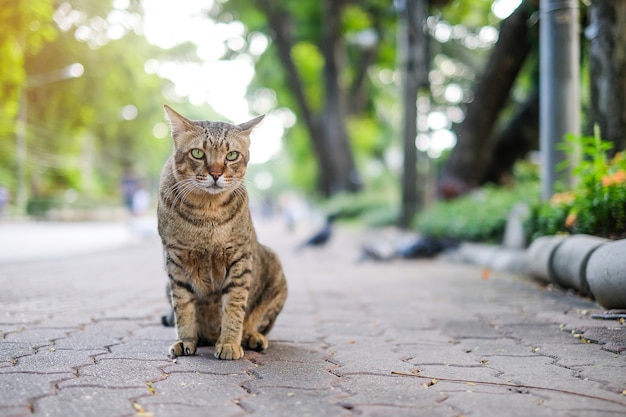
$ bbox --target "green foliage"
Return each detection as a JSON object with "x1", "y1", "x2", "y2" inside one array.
[
  {"x1": 526, "y1": 133, "x2": 626, "y2": 240},
  {"x1": 0, "y1": 0, "x2": 171, "y2": 214},
  {"x1": 219, "y1": 0, "x2": 399, "y2": 196},
  {"x1": 290, "y1": 42, "x2": 324, "y2": 111},
  {"x1": 323, "y1": 184, "x2": 399, "y2": 227},
  {"x1": 415, "y1": 180, "x2": 540, "y2": 242},
  {"x1": 0, "y1": 0, "x2": 58, "y2": 188},
  {"x1": 441, "y1": 0, "x2": 501, "y2": 27}
]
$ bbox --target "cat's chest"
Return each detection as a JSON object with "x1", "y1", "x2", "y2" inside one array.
[{"x1": 184, "y1": 246, "x2": 228, "y2": 287}]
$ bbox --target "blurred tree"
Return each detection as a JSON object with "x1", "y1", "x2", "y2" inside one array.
[
  {"x1": 0, "y1": 0, "x2": 57, "y2": 190},
  {"x1": 587, "y1": 1, "x2": 626, "y2": 154},
  {"x1": 3, "y1": 0, "x2": 171, "y2": 210},
  {"x1": 221, "y1": 0, "x2": 397, "y2": 197},
  {"x1": 439, "y1": 0, "x2": 539, "y2": 198}
]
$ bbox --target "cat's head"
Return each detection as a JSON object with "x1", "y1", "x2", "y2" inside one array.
[{"x1": 163, "y1": 105, "x2": 264, "y2": 195}]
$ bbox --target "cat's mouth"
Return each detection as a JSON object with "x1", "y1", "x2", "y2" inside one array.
[{"x1": 204, "y1": 184, "x2": 224, "y2": 194}]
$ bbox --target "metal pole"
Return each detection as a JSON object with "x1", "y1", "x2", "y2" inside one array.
[
  {"x1": 539, "y1": 0, "x2": 580, "y2": 200},
  {"x1": 398, "y1": 0, "x2": 428, "y2": 228}
]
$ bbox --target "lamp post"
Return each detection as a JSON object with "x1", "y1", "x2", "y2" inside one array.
[
  {"x1": 539, "y1": 0, "x2": 579, "y2": 200},
  {"x1": 15, "y1": 63, "x2": 84, "y2": 215}
]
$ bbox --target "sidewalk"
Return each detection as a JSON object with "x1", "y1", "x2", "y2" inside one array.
[{"x1": 0, "y1": 220, "x2": 624, "y2": 417}]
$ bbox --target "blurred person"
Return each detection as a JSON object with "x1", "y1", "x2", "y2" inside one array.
[
  {"x1": 0, "y1": 186, "x2": 9, "y2": 217},
  {"x1": 120, "y1": 167, "x2": 140, "y2": 214}
]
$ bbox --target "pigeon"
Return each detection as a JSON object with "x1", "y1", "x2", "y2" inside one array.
[{"x1": 297, "y1": 214, "x2": 336, "y2": 250}]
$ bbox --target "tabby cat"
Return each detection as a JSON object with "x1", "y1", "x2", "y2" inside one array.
[{"x1": 158, "y1": 105, "x2": 287, "y2": 360}]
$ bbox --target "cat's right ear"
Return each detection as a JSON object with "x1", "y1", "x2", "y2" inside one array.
[{"x1": 164, "y1": 105, "x2": 195, "y2": 140}]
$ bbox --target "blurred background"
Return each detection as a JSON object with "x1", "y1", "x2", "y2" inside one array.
[{"x1": 1, "y1": 0, "x2": 624, "y2": 244}]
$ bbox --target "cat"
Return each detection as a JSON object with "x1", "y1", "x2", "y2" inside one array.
[{"x1": 158, "y1": 105, "x2": 287, "y2": 360}]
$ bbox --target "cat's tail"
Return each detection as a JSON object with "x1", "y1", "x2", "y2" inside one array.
[
  {"x1": 161, "y1": 283, "x2": 175, "y2": 327},
  {"x1": 161, "y1": 309, "x2": 175, "y2": 327}
]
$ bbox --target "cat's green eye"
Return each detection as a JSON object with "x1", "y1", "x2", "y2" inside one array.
[
  {"x1": 225, "y1": 151, "x2": 239, "y2": 161},
  {"x1": 190, "y1": 149, "x2": 205, "y2": 159}
]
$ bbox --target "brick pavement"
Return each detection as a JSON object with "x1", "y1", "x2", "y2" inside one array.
[{"x1": 0, "y1": 221, "x2": 625, "y2": 417}]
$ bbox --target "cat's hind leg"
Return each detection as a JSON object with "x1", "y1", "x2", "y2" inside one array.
[{"x1": 242, "y1": 272, "x2": 287, "y2": 351}]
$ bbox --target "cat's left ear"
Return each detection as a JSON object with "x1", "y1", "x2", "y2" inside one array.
[
  {"x1": 238, "y1": 115, "x2": 265, "y2": 134},
  {"x1": 163, "y1": 104, "x2": 196, "y2": 140}
]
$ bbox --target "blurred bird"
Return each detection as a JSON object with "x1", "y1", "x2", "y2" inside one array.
[
  {"x1": 296, "y1": 214, "x2": 337, "y2": 250},
  {"x1": 395, "y1": 235, "x2": 458, "y2": 258},
  {"x1": 359, "y1": 235, "x2": 458, "y2": 262}
]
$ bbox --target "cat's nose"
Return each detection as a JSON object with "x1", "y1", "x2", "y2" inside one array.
[{"x1": 210, "y1": 173, "x2": 220, "y2": 181}]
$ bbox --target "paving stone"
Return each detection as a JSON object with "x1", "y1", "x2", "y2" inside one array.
[
  {"x1": 437, "y1": 319, "x2": 503, "y2": 340},
  {"x1": 0, "y1": 342, "x2": 36, "y2": 362},
  {"x1": 130, "y1": 323, "x2": 173, "y2": 341},
  {"x1": 141, "y1": 402, "x2": 246, "y2": 417},
  {"x1": 0, "y1": 348, "x2": 104, "y2": 374},
  {"x1": 499, "y1": 323, "x2": 581, "y2": 345},
  {"x1": 353, "y1": 404, "x2": 454, "y2": 417},
  {"x1": 162, "y1": 348, "x2": 252, "y2": 375},
  {"x1": 141, "y1": 372, "x2": 247, "y2": 409},
  {"x1": 455, "y1": 337, "x2": 539, "y2": 357},
  {"x1": 32, "y1": 386, "x2": 146, "y2": 417},
  {"x1": 3, "y1": 328, "x2": 72, "y2": 345},
  {"x1": 576, "y1": 362, "x2": 626, "y2": 393},
  {"x1": 105, "y1": 339, "x2": 171, "y2": 360},
  {"x1": 540, "y1": 342, "x2": 620, "y2": 367},
  {"x1": 239, "y1": 387, "x2": 349, "y2": 417},
  {"x1": 406, "y1": 363, "x2": 504, "y2": 385},
  {"x1": 339, "y1": 374, "x2": 441, "y2": 407},
  {"x1": 394, "y1": 341, "x2": 484, "y2": 367},
  {"x1": 383, "y1": 328, "x2": 453, "y2": 345},
  {"x1": 59, "y1": 358, "x2": 169, "y2": 389},
  {"x1": 582, "y1": 327, "x2": 626, "y2": 354},
  {"x1": 244, "y1": 361, "x2": 338, "y2": 391},
  {"x1": 327, "y1": 338, "x2": 416, "y2": 376},
  {"x1": 484, "y1": 355, "x2": 622, "y2": 399},
  {"x1": 0, "y1": 373, "x2": 67, "y2": 407}
]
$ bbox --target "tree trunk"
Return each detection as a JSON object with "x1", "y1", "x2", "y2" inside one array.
[
  {"x1": 320, "y1": 0, "x2": 361, "y2": 195},
  {"x1": 481, "y1": 89, "x2": 539, "y2": 184},
  {"x1": 439, "y1": 0, "x2": 536, "y2": 198},
  {"x1": 259, "y1": 0, "x2": 361, "y2": 196},
  {"x1": 588, "y1": 1, "x2": 626, "y2": 153},
  {"x1": 398, "y1": 0, "x2": 429, "y2": 228}
]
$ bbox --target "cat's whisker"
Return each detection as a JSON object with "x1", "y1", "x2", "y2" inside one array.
[{"x1": 169, "y1": 179, "x2": 199, "y2": 210}]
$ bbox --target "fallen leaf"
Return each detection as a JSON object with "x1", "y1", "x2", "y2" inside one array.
[
  {"x1": 436, "y1": 394, "x2": 448, "y2": 403},
  {"x1": 132, "y1": 402, "x2": 155, "y2": 417},
  {"x1": 146, "y1": 382, "x2": 156, "y2": 395},
  {"x1": 423, "y1": 378, "x2": 438, "y2": 388},
  {"x1": 481, "y1": 269, "x2": 491, "y2": 280}
]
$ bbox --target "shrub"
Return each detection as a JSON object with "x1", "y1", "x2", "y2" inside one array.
[
  {"x1": 526, "y1": 133, "x2": 626, "y2": 240},
  {"x1": 414, "y1": 180, "x2": 539, "y2": 243}
]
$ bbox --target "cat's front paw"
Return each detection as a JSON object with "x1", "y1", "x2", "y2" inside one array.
[
  {"x1": 243, "y1": 332, "x2": 268, "y2": 352},
  {"x1": 169, "y1": 339, "x2": 197, "y2": 358},
  {"x1": 214, "y1": 343, "x2": 244, "y2": 360}
]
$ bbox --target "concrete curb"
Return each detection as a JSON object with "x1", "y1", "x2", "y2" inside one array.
[
  {"x1": 586, "y1": 239, "x2": 626, "y2": 309},
  {"x1": 527, "y1": 235, "x2": 626, "y2": 309},
  {"x1": 447, "y1": 234, "x2": 626, "y2": 309}
]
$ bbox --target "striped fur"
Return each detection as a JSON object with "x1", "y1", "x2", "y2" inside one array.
[{"x1": 158, "y1": 105, "x2": 287, "y2": 360}]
